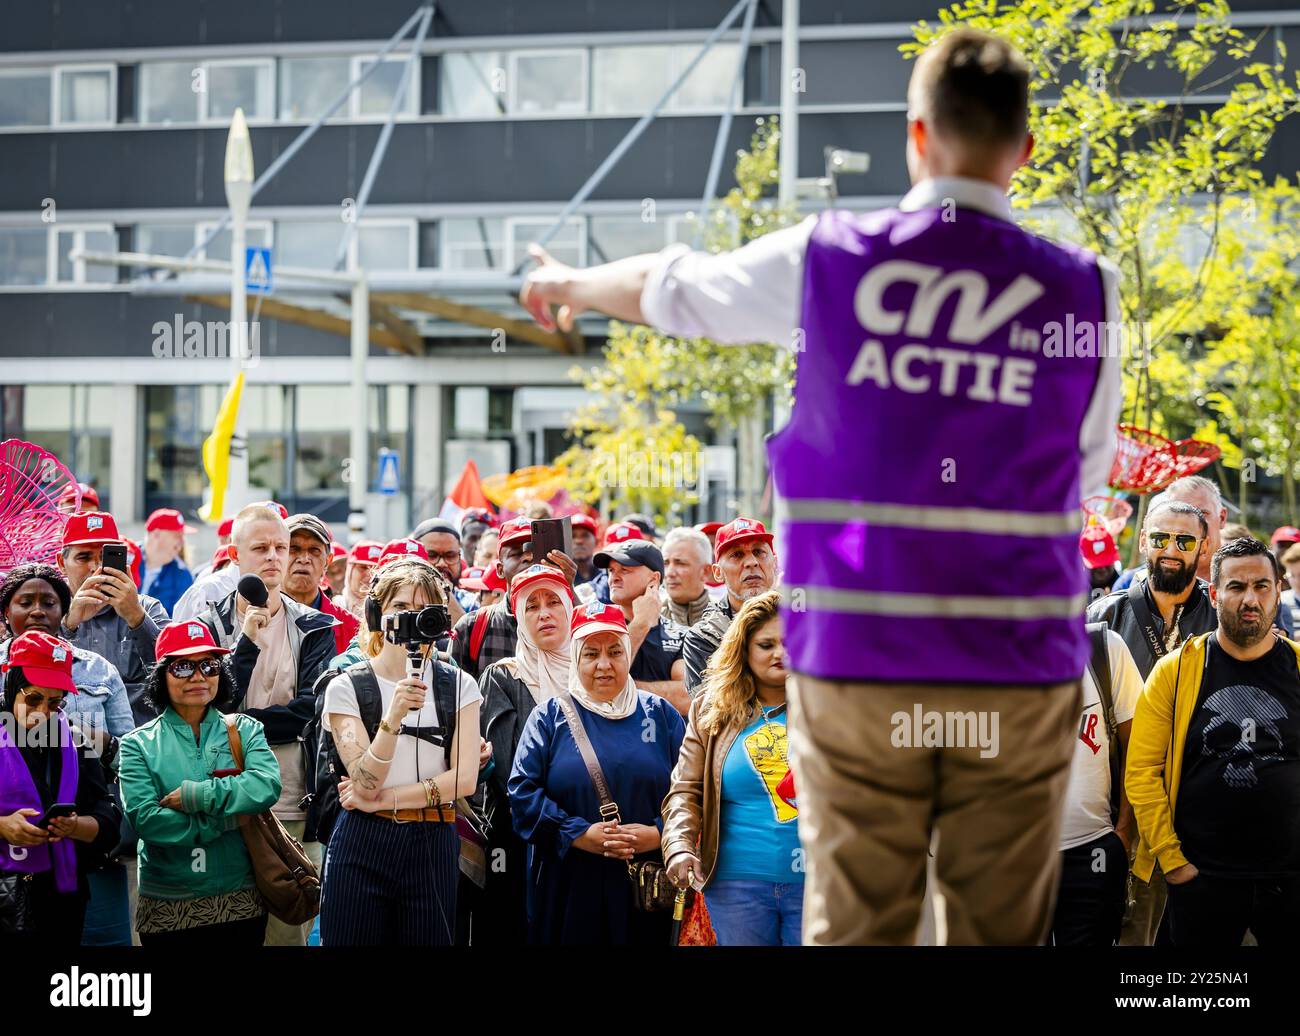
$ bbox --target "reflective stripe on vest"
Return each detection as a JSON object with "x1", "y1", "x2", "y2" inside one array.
[
  {"x1": 792, "y1": 585, "x2": 1089, "y2": 620},
  {"x1": 785, "y1": 499, "x2": 1080, "y2": 537}
]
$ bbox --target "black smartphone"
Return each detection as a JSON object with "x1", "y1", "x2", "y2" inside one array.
[
  {"x1": 38, "y1": 803, "x2": 78, "y2": 828},
  {"x1": 531, "y1": 516, "x2": 573, "y2": 561},
  {"x1": 101, "y1": 542, "x2": 128, "y2": 574}
]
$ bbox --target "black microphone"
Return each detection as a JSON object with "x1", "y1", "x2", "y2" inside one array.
[{"x1": 237, "y1": 574, "x2": 268, "y2": 609}]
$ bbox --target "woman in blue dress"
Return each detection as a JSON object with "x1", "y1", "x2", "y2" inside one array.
[{"x1": 509, "y1": 603, "x2": 685, "y2": 945}]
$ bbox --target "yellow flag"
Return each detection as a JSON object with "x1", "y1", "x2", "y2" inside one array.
[{"x1": 198, "y1": 372, "x2": 245, "y2": 524}]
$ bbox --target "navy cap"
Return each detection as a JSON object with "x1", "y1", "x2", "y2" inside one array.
[{"x1": 595, "y1": 539, "x2": 664, "y2": 577}]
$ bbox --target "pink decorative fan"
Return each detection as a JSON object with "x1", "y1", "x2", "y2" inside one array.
[
  {"x1": 0, "y1": 439, "x2": 79, "y2": 574},
  {"x1": 1081, "y1": 494, "x2": 1134, "y2": 538}
]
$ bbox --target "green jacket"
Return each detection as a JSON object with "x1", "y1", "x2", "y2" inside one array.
[{"x1": 118, "y1": 707, "x2": 281, "y2": 901}]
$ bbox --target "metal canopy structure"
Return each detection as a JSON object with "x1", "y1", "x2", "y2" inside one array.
[{"x1": 80, "y1": 0, "x2": 775, "y2": 359}]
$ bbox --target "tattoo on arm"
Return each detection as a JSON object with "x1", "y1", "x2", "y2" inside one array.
[{"x1": 354, "y1": 762, "x2": 380, "y2": 791}]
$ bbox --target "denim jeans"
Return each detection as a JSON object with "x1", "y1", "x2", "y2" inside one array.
[{"x1": 705, "y1": 880, "x2": 805, "y2": 946}]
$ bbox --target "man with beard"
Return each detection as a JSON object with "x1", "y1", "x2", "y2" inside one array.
[
  {"x1": 413, "y1": 517, "x2": 474, "y2": 621},
  {"x1": 1115, "y1": 478, "x2": 1227, "y2": 589},
  {"x1": 682, "y1": 518, "x2": 780, "y2": 698},
  {"x1": 1088, "y1": 499, "x2": 1218, "y2": 944},
  {"x1": 1127, "y1": 537, "x2": 1300, "y2": 945},
  {"x1": 281, "y1": 514, "x2": 359, "y2": 656}
]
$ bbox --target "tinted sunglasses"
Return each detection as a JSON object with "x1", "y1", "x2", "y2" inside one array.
[
  {"x1": 166, "y1": 658, "x2": 223, "y2": 679},
  {"x1": 21, "y1": 691, "x2": 66, "y2": 711},
  {"x1": 1148, "y1": 532, "x2": 1200, "y2": 553}
]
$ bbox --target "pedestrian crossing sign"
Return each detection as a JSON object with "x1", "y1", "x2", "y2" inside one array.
[{"x1": 245, "y1": 246, "x2": 273, "y2": 295}]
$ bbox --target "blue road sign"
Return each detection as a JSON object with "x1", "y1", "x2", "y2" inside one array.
[
  {"x1": 245, "y1": 246, "x2": 273, "y2": 295},
  {"x1": 377, "y1": 448, "x2": 400, "y2": 496}
]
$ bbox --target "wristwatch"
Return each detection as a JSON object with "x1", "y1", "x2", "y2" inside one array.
[{"x1": 378, "y1": 717, "x2": 398, "y2": 736}]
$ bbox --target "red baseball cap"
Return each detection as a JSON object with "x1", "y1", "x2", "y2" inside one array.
[
  {"x1": 460, "y1": 507, "x2": 497, "y2": 530},
  {"x1": 1270, "y1": 526, "x2": 1300, "y2": 545},
  {"x1": 498, "y1": 516, "x2": 534, "y2": 551},
  {"x1": 569, "y1": 513, "x2": 599, "y2": 536},
  {"x1": 259, "y1": 501, "x2": 289, "y2": 520},
  {"x1": 571, "y1": 601, "x2": 629, "y2": 640},
  {"x1": 713, "y1": 517, "x2": 774, "y2": 561},
  {"x1": 508, "y1": 564, "x2": 576, "y2": 617},
  {"x1": 57, "y1": 483, "x2": 99, "y2": 509},
  {"x1": 62, "y1": 511, "x2": 121, "y2": 549},
  {"x1": 2, "y1": 630, "x2": 78, "y2": 695},
  {"x1": 376, "y1": 538, "x2": 430, "y2": 569},
  {"x1": 459, "y1": 566, "x2": 490, "y2": 592},
  {"x1": 696, "y1": 521, "x2": 724, "y2": 537},
  {"x1": 146, "y1": 508, "x2": 194, "y2": 534},
  {"x1": 155, "y1": 620, "x2": 231, "y2": 659},
  {"x1": 603, "y1": 522, "x2": 646, "y2": 547},
  {"x1": 211, "y1": 545, "x2": 233, "y2": 570},
  {"x1": 330, "y1": 542, "x2": 348, "y2": 561},
  {"x1": 217, "y1": 518, "x2": 235, "y2": 538},
  {"x1": 1080, "y1": 523, "x2": 1120, "y2": 569},
  {"x1": 349, "y1": 540, "x2": 385, "y2": 566}
]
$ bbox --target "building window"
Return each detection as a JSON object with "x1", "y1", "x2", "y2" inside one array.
[
  {"x1": 15, "y1": 385, "x2": 114, "y2": 510},
  {"x1": 275, "y1": 220, "x2": 414, "y2": 271},
  {"x1": 357, "y1": 220, "x2": 416, "y2": 271},
  {"x1": 440, "y1": 217, "x2": 504, "y2": 270},
  {"x1": 588, "y1": 215, "x2": 668, "y2": 263},
  {"x1": 203, "y1": 59, "x2": 274, "y2": 123},
  {"x1": 50, "y1": 225, "x2": 117, "y2": 285},
  {"x1": 438, "y1": 51, "x2": 506, "y2": 117},
  {"x1": 195, "y1": 220, "x2": 272, "y2": 262},
  {"x1": 505, "y1": 216, "x2": 584, "y2": 269},
  {"x1": 350, "y1": 55, "x2": 419, "y2": 118},
  {"x1": 591, "y1": 44, "x2": 740, "y2": 115},
  {"x1": 670, "y1": 43, "x2": 741, "y2": 111},
  {"x1": 0, "y1": 68, "x2": 52, "y2": 127},
  {"x1": 136, "y1": 223, "x2": 201, "y2": 259},
  {"x1": 139, "y1": 61, "x2": 197, "y2": 124},
  {"x1": 508, "y1": 49, "x2": 587, "y2": 115},
  {"x1": 0, "y1": 228, "x2": 48, "y2": 286},
  {"x1": 279, "y1": 56, "x2": 349, "y2": 121},
  {"x1": 54, "y1": 65, "x2": 116, "y2": 126}
]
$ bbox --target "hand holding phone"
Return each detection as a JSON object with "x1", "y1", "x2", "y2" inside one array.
[
  {"x1": 100, "y1": 543, "x2": 128, "y2": 575},
  {"x1": 38, "y1": 803, "x2": 78, "y2": 829}
]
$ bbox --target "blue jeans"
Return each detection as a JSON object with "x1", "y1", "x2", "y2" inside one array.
[{"x1": 705, "y1": 880, "x2": 805, "y2": 946}]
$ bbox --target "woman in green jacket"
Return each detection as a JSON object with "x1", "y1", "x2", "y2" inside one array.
[{"x1": 119, "y1": 621, "x2": 281, "y2": 945}]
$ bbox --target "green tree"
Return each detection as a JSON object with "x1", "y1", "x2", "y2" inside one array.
[{"x1": 559, "y1": 119, "x2": 798, "y2": 526}]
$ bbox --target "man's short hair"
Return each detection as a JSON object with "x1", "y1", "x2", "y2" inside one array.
[
  {"x1": 231, "y1": 504, "x2": 287, "y2": 545},
  {"x1": 1165, "y1": 475, "x2": 1223, "y2": 513},
  {"x1": 1282, "y1": 542, "x2": 1300, "y2": 568},
  {"x1": 1144, "y1": 499, "x2": 1209, "y2": 539},
  {"x1": 1222, "y1": 522, "x2": 1253, "y2": 542},
  {"x1": 661, "y1": 527, "x2": 712, "y2": 567},
  {"x1": 907, "y1": 28, "x2": 1030, "y2": 148},
  {"x1": 1211, "y1": 536, "x2": 1281, "y2": 586}
]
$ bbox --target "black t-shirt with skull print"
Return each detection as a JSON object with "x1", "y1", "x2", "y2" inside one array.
[{"x1": 1176, "y1": 635, "x2": 1300, "y2": 877}]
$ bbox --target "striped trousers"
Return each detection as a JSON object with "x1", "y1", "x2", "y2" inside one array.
[{"x1": 319, "y1": 810, "x2": 459, "y2": 946}]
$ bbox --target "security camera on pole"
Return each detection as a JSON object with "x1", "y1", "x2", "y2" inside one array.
[{"x1": 223, "y1": 107, "x2": 254, "y2": 513}]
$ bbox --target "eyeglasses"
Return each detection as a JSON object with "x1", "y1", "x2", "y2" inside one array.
[
  {"x1": 166, "y1": 658, "x2": 223, "y2": 679},
  {"x1": 1148, "y1": 532, "x2": 1200, "y2": 553},
  {"x1": 21, "y1": 691, "x2": 66, "y2": 711}
]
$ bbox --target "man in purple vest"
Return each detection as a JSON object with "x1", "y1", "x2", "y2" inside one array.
[{"x1": 519, "y1": 29, "x2": 1122, "y2": 944}]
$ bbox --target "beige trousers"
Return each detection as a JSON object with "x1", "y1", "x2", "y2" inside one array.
[{"x1": 787, "y1": 675, "x2": 1080, "y2": 945}]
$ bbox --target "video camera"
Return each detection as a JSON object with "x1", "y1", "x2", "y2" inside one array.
[{"x1": 382, "y1": 605, "x2": 451, "y2": 648}]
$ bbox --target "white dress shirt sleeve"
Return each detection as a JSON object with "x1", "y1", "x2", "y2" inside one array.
[
  {"x1": 638, "y1": 216, "x2": 816, "y2": 348},
  {"x1": 1079, "y1": 256, "x2": 1124, "y2": 498}
]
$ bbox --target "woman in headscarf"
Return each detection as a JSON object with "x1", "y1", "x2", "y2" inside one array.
[
  {"x1": 0, "y1": 630, "x2": 119, "y2": 945},
  {"x1": 476, "y1": 565, "x2": 575, "y2": 945},
  {"x1": 508, "y1": 603, "x2": 686, "y2": 945}
]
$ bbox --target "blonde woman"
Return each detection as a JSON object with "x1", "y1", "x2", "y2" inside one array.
[
  {"x1": 661, "y1": 590, "x2": 803, "y2": 945},
  {"x1": 318, "y1": 556, "x2": 482, "y2": 946}
]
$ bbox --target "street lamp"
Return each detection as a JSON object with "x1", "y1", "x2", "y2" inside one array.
[
  {"x1": 223, "y1": 107, "x2": 253, "y2": 513},
  {"x1": 795, "y1": 147, "x2": 871, "y2": 204}
]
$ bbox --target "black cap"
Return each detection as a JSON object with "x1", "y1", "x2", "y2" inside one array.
[
  {"x1": 412, "y1": 517, "x2": 460, "y2": 541},
  {"x1": 595, "y1": 539, "x2": 664, "y2": 577}
]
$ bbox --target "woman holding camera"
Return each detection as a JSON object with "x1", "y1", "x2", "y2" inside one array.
[
  {"x1": 0, "y1": 630, "x2": 120, "y2": 946},
  {"x1": 509, "y1": 603, "x2": 685, "y2": 945},
  {"x1": 319, "y1": 556, "x2": 482, "y2": 946}
]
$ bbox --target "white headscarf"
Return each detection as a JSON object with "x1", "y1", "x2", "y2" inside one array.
[
  {"x1": 567, "y1": 629, "x2": 640, "y2": 720},
  {"x1": 514, "y1": 577, "x2": 574, "y2": 706}
]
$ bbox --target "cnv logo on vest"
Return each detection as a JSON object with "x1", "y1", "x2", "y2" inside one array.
[{"x1": 847, "y1": 261, "x2": 1046, "y2": 407}]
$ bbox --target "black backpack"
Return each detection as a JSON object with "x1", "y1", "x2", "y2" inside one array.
[{"x1": 301, "y1": 658, "x2": 460, "y2": 844}]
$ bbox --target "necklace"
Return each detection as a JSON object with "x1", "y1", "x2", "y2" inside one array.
[{"x1": 757, "y1": 700, "x2": 789, "y2": 766}]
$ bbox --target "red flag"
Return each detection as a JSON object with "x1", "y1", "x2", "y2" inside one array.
[{"x1": 439, "y1": 460, "x2": 494, "y2": 523}]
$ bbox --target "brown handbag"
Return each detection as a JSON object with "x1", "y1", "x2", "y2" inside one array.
[
  {"x1": 223, "y1": 715, "x2": 322, "y2": 926},
  {"x1": 556, "y1": 694, "x2": 691, "y2": 914}
]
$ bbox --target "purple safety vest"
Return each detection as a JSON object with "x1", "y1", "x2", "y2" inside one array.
[
  {"x1": 0, "y1": 713, "x2": 80, "y2": 893},
  {"x1": 768, "y1": 206, "x2": 1106, "y2": 684}
]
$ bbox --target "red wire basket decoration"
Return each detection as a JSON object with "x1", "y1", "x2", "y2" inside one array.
[
  {"x1": 1108, "y1": 425, "x2": 1220, "y2": 493},
  {"x1": 0, "y1": 439, "x2": 78, "y2": 575},
  {"x1": 1081, "y1": 495, "x2": 1134, "y2": 537}
]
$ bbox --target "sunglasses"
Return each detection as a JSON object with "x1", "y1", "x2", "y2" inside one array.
[
  {"x1": 166, "y1": 658, "x2": 223, "y2": 679},
  {"x1": 21, "y1": 691, "x2": 66, "y2": 711},
  {"x1": 1148, "y1": 532, "x2": 1200, "y2": 553}
]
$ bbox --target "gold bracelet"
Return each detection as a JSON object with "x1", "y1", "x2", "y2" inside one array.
[
  {"x1": 423, "y1": 777, "x2": 435, "y2": 809},
  {"x1": 378, "y1": 718, "x2": 398, "y2": 736},
  {"x1": 430, "y1": 778, "x2": 442, "y2": 810}
]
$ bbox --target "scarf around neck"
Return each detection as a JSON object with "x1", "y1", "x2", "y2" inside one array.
[
  {"x1": 515, "y1": 581, "x2": 574, "y2": 706},
  {"x1": 0, "y1": 713, "x2": 79, "y2": 892},
  {"x1": 567, "y1": 631, "x2": 640, "y2": 720}
]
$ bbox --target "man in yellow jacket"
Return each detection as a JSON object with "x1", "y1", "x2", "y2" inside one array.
[{"x1": 1127, "y1": 536, "x2": 1300, "y2": 945}]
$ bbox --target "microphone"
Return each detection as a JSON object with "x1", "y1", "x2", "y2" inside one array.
[{"x1": 237, "y1": 574, "x2": 268, "y2": 609}]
